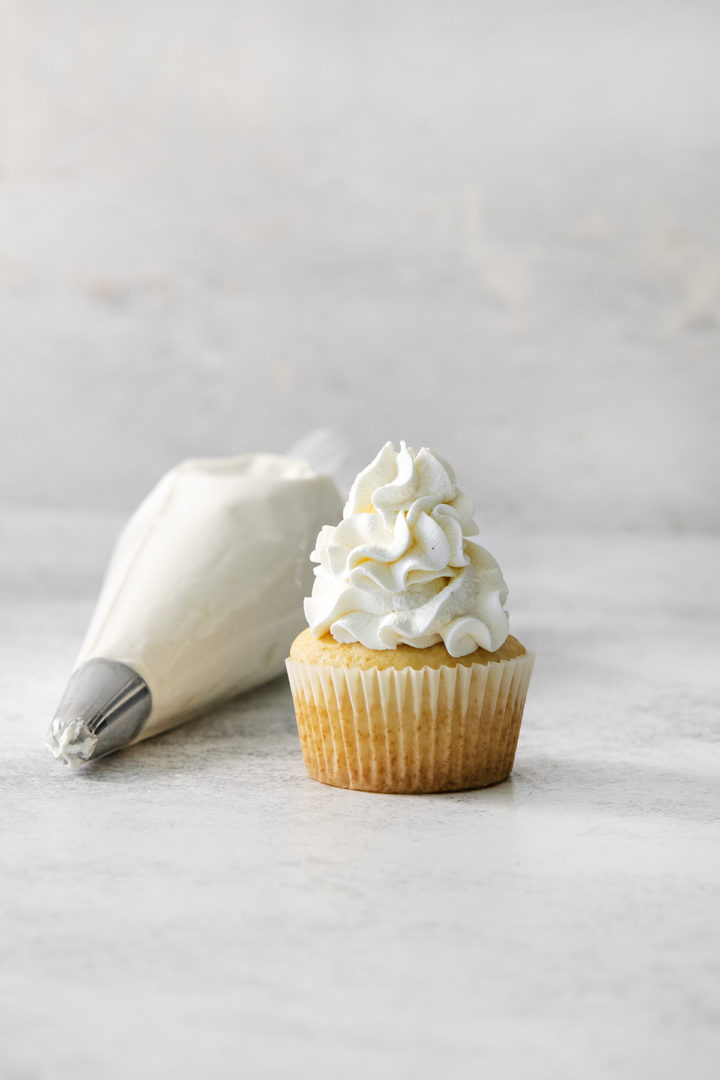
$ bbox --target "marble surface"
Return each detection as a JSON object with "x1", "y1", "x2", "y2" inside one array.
[{"x1": 1, "y1": 517, "x2": 719, "y2": 1078}]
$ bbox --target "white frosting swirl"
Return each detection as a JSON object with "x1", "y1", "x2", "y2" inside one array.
[{"x1": 304, "y1": 442, "x2": 509, "y2": 657}]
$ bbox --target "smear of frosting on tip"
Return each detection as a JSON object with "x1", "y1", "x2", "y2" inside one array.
[{"x1": 304, "y1": 441, "x2": 509, "y2": 657}]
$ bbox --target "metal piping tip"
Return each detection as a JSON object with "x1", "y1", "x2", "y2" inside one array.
[{"x1": 47, "y1": 658, "x2": 152, "y2": 766}]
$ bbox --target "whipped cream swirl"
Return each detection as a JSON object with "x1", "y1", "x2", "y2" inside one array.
[{"x1": 304, "y1": 442, "x2": 509, "y2": 657}]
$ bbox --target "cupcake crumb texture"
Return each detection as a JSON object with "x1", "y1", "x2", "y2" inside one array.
[{"x1": 290, "y1": 628, "x2": 526, "y2": 671}]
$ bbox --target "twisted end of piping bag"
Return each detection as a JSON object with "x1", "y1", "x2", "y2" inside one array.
[
  {"x1": 46, "y1": 658, "x2": 152, "y2": 767},
  {"x1": 286, "y1": 429, "x2": 350, "y2": 499}
]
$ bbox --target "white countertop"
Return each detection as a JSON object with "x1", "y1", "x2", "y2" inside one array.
[{"x1": 2, "y1": 520, "x2": 719, "y2": 1079}]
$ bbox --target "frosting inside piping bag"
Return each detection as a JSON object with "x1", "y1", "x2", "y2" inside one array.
[{"x1": 73, "y1": 453, "x2": 343, "y2": 742}]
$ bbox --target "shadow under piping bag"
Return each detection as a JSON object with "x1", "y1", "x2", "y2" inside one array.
[{"x1": 47, "y1": 453, "x2": 343, "y2": 766}]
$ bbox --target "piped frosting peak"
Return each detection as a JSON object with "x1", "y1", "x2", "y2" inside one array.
[{"x1": 304, "y1": 442, "x2": 509, "y2": 657}]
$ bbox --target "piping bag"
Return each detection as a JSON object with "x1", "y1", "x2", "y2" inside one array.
[{"x1": 47, "y1": 443, "x2": 343, "y2": 766}]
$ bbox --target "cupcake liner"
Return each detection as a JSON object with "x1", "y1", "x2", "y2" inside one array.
[{"x1": 286, "y1": 651, "x2": 534, "y2": 794}]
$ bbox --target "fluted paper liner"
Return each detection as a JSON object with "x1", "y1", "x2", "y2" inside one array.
[{"x1": 286, "y1": 652, "x2": 534, "y2": 793}]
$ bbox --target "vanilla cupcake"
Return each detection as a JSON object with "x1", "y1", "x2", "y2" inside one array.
[{"x1": 286, "y1": 442, "x2": 534, "y2": 794}]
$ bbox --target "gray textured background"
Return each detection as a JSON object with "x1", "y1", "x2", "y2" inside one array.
[{"x1": 1, "y1": 0, "x2": 719, "y2": 527}]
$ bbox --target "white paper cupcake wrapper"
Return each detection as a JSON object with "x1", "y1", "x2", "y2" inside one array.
[{"x1": 286, "y1": 651, "x2": 534, "y2": 793}]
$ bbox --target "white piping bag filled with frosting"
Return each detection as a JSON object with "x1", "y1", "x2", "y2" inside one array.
[{"x1": 47, "y1": 453, "x2": 343, "y2": 766}]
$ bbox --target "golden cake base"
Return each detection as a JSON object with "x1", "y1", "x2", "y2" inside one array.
[{"x1": 286, "y1": 631, "x2": 534, "y2": 794}]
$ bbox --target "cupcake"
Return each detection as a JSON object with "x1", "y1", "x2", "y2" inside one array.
[{"x1": 286, "y1": 442, "x2": 534, "y2": 794}]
